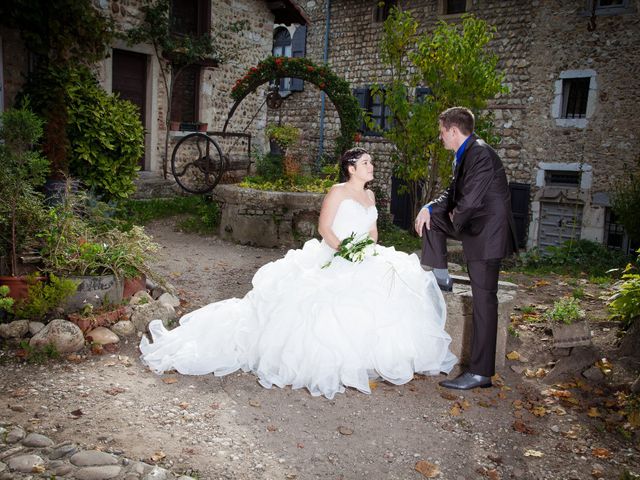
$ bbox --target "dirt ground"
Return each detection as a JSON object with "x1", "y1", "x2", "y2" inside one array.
[{"x1": 1, "y1": 217, "x2": 639, "y2": 480}]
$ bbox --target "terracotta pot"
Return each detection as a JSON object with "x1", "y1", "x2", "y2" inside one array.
[
  {"x1": 197, "y1": 122, "x2": 208, "y2": 132},
  {"x1": 0, "y1": 275, "x2": 46, "y2": 301},
  {"x1": 170, "y1": 121, "x2": 181, "y2": 131},
  {"x1": 123, "y1": 275, "x2": 147, "y2": 298}
]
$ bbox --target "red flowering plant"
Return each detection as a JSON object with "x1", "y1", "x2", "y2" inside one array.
[{"x1": 231, "y1": 56, "x2": 361, "y2": 156}]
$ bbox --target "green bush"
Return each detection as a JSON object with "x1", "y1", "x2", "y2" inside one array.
[
  {"x1": 65, "y1": 67, "x2": 144, "y2": 200},
  {"x1": 609, "y1": 249, "x2": 640, "y2": 329},
  {"x1": 0, "y1": 285, "x2": 14, "y2": 314},
  {"x1": 254, "y1": 151, "x2": 284, "y2": 181},
  {"x1": 517, "y1": 239, "x2": 630, "y2": 276},
  {"x1": 545, "y1": 297, "x2": 585, "y2": 325},
  {"x1": 13, "y1": 274, "x2": 78, "y2": 320},
  {"x1": 611, "y1": 160, "x2": 640, "y2": 242}
]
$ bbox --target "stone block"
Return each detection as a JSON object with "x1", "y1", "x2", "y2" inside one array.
[{"x1": 443, "y1": 275, "x2": 516, "y2": 371}]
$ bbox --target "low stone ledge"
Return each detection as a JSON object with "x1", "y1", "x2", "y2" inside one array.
[
  {"x1": 443, "y1": 274, "x2": 517, "y2": 371},
  {"x1": 213, "y1": 184, "x2": 324, "y2": 248}
]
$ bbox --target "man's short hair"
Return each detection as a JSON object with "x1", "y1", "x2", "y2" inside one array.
[{"x1": 439, "y1": 107, "x2": 475, "y2": 136}]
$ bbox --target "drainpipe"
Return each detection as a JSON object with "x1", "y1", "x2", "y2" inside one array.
[{"x1": 316, "y1": 0, "x2": 331, "y2": 171}]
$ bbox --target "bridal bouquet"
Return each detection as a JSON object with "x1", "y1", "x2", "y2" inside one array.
[{"x1": 323, "y1": 232, "x2": 377, "y2": 268}]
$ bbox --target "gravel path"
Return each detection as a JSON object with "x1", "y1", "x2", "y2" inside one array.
[{"x1": 1, "y1": 218, "x2": 638, "y2": 479}]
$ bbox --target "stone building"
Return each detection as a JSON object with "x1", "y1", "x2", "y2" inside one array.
[
  {"x1": 0, "y1": 0, "x2": 307, "y2": 184},
  {"x1": 266, "y1": 0, "x2": 640, "y2": 252}
]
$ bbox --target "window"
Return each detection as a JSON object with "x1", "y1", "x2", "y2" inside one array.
[
  {"x1": 552, "y1": 70, "x2": 597, "y2": 128},
  {"x1": 353, "y1": 87, "x2": 392, "y2": 136},
  {"x1": 544, "y1": 170, "x2": 581, "y2": 187},
  {"x1": 589, "y1": 0, "x2": 630, "y2": 14},
  {"x1": 171, "y1": 64, "x2": 200, "y2": 123},
  {"x1": 374, "y1": 0, "x2": 396, "y2": 22},
  {"x1": 170, "y1": 0, "x2": 210, "y2": 37},
  {"x1": 415, "y1": 86, "x2": 433, "y2": 103},
  {"x1": 271, "y1": 26, "x2": 306, "y2": 93},
  {"x1": 562, "y1": 78, "x2": 590, "y2": 118},
  {"x1": 605, "y1": 208, "x2": 639, "y2": 253},
  {"x1": 444, "y1": 0, "x2": 467, "y2": 14}
]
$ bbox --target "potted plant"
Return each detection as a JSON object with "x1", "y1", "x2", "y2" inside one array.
[
  {"x1": 546, "y1": 296, "x2": 591, "y2": 348},
  {"x1": 0, "y1": 105, "x2": 50, "y2": 299}
]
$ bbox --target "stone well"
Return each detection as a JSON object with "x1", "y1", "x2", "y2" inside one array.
[{"x1": 213, "y1": 184, "x2": 324, "y2": 248}]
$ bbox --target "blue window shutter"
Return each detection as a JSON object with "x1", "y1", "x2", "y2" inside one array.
[
  {"x1": 290, "y1": 26, "x2": 307, "y2": 92},
  {"x1": 353, "y1": 87, "x2": 367, "y2": 132}
]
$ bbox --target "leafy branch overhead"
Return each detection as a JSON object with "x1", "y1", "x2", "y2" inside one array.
[{"x1": 372, "y1": 8, "x2": 508, "y2": 221}]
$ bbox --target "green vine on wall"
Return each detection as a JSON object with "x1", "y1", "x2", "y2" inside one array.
[{"x1": 231, "y1": 56, "x2": 361, "y2": 158}]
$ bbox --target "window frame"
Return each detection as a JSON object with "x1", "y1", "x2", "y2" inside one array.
[
  {"x1": 373, "y1": 0, "x2": 397, "y2": 23},
  {"x1": 353, "y1": 86, "x2": 392, "y2": 137},
  {"x1": 438, "y1": 0, "x2": 471, "y2": 16},
  {"x1": 170, "y1": 63, "x2": 201, "y2": 124},
  {"x1": 551, "y1": 69, "x2": 597, "y2": 128},
  {"x1": 586, "y1": 0, "x2": 633, "y2": 15}
]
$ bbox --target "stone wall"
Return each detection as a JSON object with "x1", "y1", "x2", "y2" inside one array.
[{"x1": 268, "y1": 0, "x2": 640, "y2": 249}]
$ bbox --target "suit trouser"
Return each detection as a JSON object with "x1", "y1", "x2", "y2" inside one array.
[{"x1": 421, "y1": 212, "x2": 501, "y2": 377}]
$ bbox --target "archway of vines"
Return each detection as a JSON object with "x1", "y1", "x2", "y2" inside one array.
[{"x1": 224, "y1": 56, "x2": 361, "y2": 158}]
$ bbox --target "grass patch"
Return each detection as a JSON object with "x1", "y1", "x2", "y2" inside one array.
[
  {"x1": 378, "y1": 224, "x2": 421, "y2": 254},
  {"x1": 116, "y1": 196, "x2": 221, "y2": 234}
]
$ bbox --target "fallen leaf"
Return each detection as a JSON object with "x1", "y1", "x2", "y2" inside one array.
[
  {"x1": 449, "y1": 404, "x2": 462, "y2": 417},
  {"x1": 337, "y1": 426, "x2": 353, "y2": 435},
  {"x1": 296, "y1": 442, "x2": 304, "y2": 448},
  {"x1": 506, "y1": 351, "x2": 521, "y2": 361},
  {"x1": 209, "y1": 402, "x2": 220, "y2": 410},
  {"x1": 562, "y1": 430, "x2": 578, "y2": 439},
  {"x1": 105, "y1": 387, "x2": 126, "y2": 396},
  {"x1": 249, "y1": 400, "x2": 261, "y2": 408},
  {"x1": 31, "y1": 465, "x2": 45, "y2": 473},
  {"x1": 550, "y1": 406, "x2": 567, "y2": 416},
  {"x1": 524, "y1": 449, "x2": 544, "y2": 457},
  {"x1": 587, "y1": 407, "x2": 601, "y2": 418},
  {"x1": 8, "y1": 405, "x2": 25, "y2": 412},
  {"x1": 513, "y1": 420, "x2": 537, "y2": 435},
  {"x1": 415, "y1": 460, "x2": 440, "y2": 478},
  {"x1": 162, "y1": 377, "x2": 178, "y2": 384},
  {"x1": 369, "y1": 380, "x2": 378, "y2": 390},
  {"x1": 266, "y1": 424, "x2": 277, "y2": 432},
  {"x1": 531, "y1": 406, "x2": 547, "y2": 417},
  {"x1": 178, "y1": 402, "x2": 189, "y2": 410},
  {"x1": 478, "y1": 400, "x2": 493, "y2": 408},
  {"x1": 439, "y1": 391, "x2": 458, "y2": 401},
  {"x1": 70, "y1": 409, "x2": 83, "y2": 418},
  {"x1": 541, "y1": 388, "x2": 572, "y2": 398},
  {"x1": 534, "y1": 280, "x2": 550, "y2": 287},
  {"x1": 150, "y1": 451, "x2": 166, "y2": 462},
  {"x1": 512, "y1": 399, "x2": 524, "y2": 409},
  {"x1": 11, "y1": 388, "x2": 28, "y2": 398},
  {"x1": 591, "y1": 447, "x2": 611, "y2": 459}
]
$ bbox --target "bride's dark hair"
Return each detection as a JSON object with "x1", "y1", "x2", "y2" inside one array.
[{"x1": 340, "y1": 147, "x2": 369, "y2": 180}]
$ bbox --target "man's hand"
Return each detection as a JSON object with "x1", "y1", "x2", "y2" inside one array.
[{"x1": 415, "y1": 207, "x2": 431, "y2": 237}]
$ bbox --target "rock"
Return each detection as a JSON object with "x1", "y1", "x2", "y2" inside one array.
[
  {"x1": 22, "y1": 432, "x2": 54, "y2": 447},
  {"x1": 110, "y1": 320, "x2": 136, "y2": 337},
  {"x1": 543, "y1": 346, "x2": 598, "y2": 384},
  {"x1": 157, "y1": 292, "x2": 180, "y2": 308},
  {"x1": 28, "y1": 321, "x2": 45, "y2": 335},
  {"x1": 143, "y1": 466, "x2": 171, "y2": 479},
  {"x1": 130, "y1": 290, "x2": 154, "y2": 306},
  {"x1": 582, "y1": 365, "x2": 605, "y2": 382},
  {"x1": 86, "y1": 327, "x2": 120, "y2": 345},
  {"x1": 7, "y1": 454, "x2": 45, "y2": 473},
  {"x1": 6, "y1": 426, "x2": 25, "y2": 443},
  {"x1": 74, "y1": 465, "x2": 122, "y2": 480},
  {"x1": 29, "y1": 319, "x2": 85, "y2": 353},
  {"x1": 70, "y1": 450, "x2": 119, "y2": 466},
  {"x1": 131, "y1": 301, "x2": 175, "y2": 332},
  {"x1": 50, "y1": 463, "x2": 74, "y2": 476},
  {"x1": 0, "y1": 320, "x2": 29, "y2": 339},
  {"x1": 50, "y1": 443, "x2": 79, "y2": 459}
]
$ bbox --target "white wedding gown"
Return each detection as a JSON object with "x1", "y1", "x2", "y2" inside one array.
[{"x1": 140, "y1": 199, "x2": 458, "y2": 399}]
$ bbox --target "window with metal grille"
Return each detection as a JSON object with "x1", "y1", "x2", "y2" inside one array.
[
  {"x1": 562, "y1": 78, "x2": 590, "y2": 118},
  {"x1": 545, "y1": 170, "x2": 581, "y2": 187},
  {"x1": 415, "y1": 86, "x2": 433, "y2": 103},
  {"x1": 605, "y1": 208, "x2": 626, "y2": 250},
  {"x1": 374, "y1": 0, "x2": 397, "y2": 22},
  {"x1": 171, "y1": 64, "x2": 200, "y2": 123},
  {"x1": 445, "y1": 0, "x2": 467, "y2": 14},
  {"x1": 353, "y1": 87, "x2": 392, "y2": 136}
]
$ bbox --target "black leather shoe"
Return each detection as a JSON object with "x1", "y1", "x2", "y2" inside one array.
[
  {"x1": 439, "y1": 372, "x2": 492, "y2": 390},
  {"x1": 437, "y1": 278, "x2": 453, "y2": 292}
]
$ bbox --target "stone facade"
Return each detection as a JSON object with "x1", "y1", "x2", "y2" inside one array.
[{"x1": 267, "y1": 0, "x2": 640, "y2": 250}]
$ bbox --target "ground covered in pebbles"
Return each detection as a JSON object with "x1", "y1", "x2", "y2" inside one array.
[{"x1": 1, "y1": 217, "x2": 639, "y2": 480}]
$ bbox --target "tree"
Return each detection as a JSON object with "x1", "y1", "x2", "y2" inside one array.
[
  {"x1": 126, "y1": 0, "x2": 239, "y2": 177},
  {"x1": 371, "y1": 9, "x2": 508, "y2": 225}
]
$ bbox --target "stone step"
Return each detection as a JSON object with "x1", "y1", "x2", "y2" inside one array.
[{"x1": 132, "y1": 171, "x2": 183, "y2": 199}]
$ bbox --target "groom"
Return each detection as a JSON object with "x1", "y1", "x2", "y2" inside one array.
[{"x1": 415, "y1": 107, "x2": 517, "y2": 390}]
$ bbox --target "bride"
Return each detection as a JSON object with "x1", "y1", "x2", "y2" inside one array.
[{"x1": 140, "y1": 147, "x2": 458, "y2": 399}]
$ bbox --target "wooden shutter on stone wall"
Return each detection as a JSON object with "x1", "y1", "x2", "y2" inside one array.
[{"x1": 290, "y1": 26, "x2": 307, "y2": 92}]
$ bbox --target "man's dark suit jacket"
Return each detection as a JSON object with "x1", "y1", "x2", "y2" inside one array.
[{"x1": 427, "y1": 135, "x2": 518, "y2": 261}]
